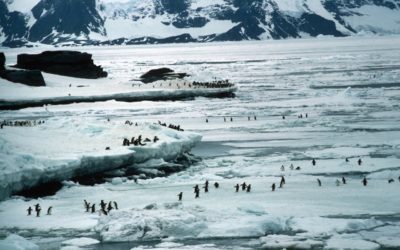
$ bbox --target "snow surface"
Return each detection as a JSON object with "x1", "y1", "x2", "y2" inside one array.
[
  {"x1": 344, "y1": 5, "x2": 400, "y2": 34},
  {"x1": 1, "y1": 36, "x2": 400, "y2": 249}
]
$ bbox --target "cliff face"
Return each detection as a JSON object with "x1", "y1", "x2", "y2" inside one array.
[{"x1": 1, "y1": 0, "x2": 400, "y2": 47}]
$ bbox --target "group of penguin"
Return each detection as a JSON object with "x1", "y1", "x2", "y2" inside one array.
[{"x1": 26, "y1": 204, "x2": 52, "y2": 217}]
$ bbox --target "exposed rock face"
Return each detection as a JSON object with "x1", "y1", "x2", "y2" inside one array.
[
  {"x1": 0, "y1": 69, "x2": 45, "y2": 87},
  {"x1": 0, "y1": 52, "x2": 45, "y2": 86},
  {"x1": 0, "y1": 52, "x2": 5, "y2": 70},
  {"x1": 140, "y1": 68, "x2": 189, "y2": 83},
  {"x1": 16, "y1": 51, "x2": 108, "y2": 79},
  {"x1": 2, "y1": 0, "x2": 400, "y2": 47}
]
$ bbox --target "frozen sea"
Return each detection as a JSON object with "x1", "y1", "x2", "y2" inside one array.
[{"x1": 1, "y1": 36, "x2": 400, "y2": 249}]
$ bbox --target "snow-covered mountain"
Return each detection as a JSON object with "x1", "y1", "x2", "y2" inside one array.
[{"x1": 1, "y1": 0, "x2": 400, "y2": 47}]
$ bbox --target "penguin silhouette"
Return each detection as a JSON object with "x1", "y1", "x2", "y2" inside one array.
[
  {"x1": 27, "y1": 206, "x2": 33, "y2": 216},
  {"x1": 271, "y1": 183, "x2": 276, "y2": 191},
  {"x1": 362, "y1": 177, "x2": 367, "y2": 186},
  {"x1": 113, "y1": 201, "x2": 118, "y2": 210},
  {"x1": 214, "y1": 182, "x2": 219, "y2": 188},
  {"x1": 36, "y1": 207, "x2": 41, "y2": 217},
  {"x1": 235, "y1": 184, "x2": 239, "y2": 192},
  {"x1": 178, "y1": 192, "x2": 183, "y2": 201},
  {"x1": 246, "y1": 184, "x2": 251, "y2": 192},
  {"x1": 47, "y1": 206, "x2": 52, "y2": 215},
  {"x1": 317, "y1": 179, "x2": 322, "y2": 186}
]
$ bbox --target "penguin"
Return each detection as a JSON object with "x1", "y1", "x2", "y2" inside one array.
[
  {"x1": 345, "y1": 158, "x2": 349, "y2": 162},
  {"x1": 342, "y1": 177, "x2": 346, "y2": 184},
  {"x1": 295, "y1": 166, "x2": 301, "y2": 170},
  {"x1": 305, "y1": 113, "x2": 308, "y2": 118},
  {"x1": 388, "y1": 179, "x2": 394, "y2": 184},
  {"x1": 107, "y1": 202, "x2": 113, "y2": 212},
  {"x1": 246, "y1": 184, "x2": 251, "y2": 192},
  {"x1": 281, "y1": 165, "x2": 285, "y2": 171},
  {"x1": 336, "y1": 179, "x2": 340, "y2": 186},
  {"x1": 206, "y1": 118, "x2": 208, "y2": 123},
  {"x1": 312, "y1": 158, "x2": 316, "y2": 166},
  {"x1": 113, "y1": 201, "x2": 118, "y2": 210},
  {"x1": 281, "y1": 176, "x2": 286, "y2": 185},
  {"x1": 203, "y1": 185, "x2": 209, "y2": 193},
  {"x1": 47, "y1": 206, "x2": 52, "y2": 215},
  {"x1": 214, "y1": 182, "x2": 219, "y2": 188},
  {"x1": 85, "y1": 202, "x2": 91, "y2": 212},
  {"x1": 282, "y1": 115, "x2": 285, "y2": 120},
  {"x1": 91, "y1": 204, "x2": 96, "y2": 213},
  {"x1": 248, "y1": 116, "x2": 250, "y2": 121},
  {"x1": 178, "y1": 192, "x2": 183, "y2": 201},
  {"x1": 358, "y1": 158, "x2": 362, "y2": 166},
  {"x1": 317, "y1": 178, "x2": 322, "y2": 187},
  {"x1": 362, "y1": 177, "x2": 367, "y2": 186},
  {"x1": 27, "y1": 206, "x2": 33, "y2": 216},
  {"x1": 100, "y1": 200, "x2": 106, "y2": 210},
  {"x1": 235, "y1": 184, "x2": 239, "y2": 192},
  {"x1": 195, "y1": 189, "x2": 200, "y2": 198},
  {"x1": 271, "y1": 183, "x2": 276, "y2": 191},
  {"x1": 230, "y1": 117, "x2": 233, "y2": 122},
  {"x1": 34, "y1": 203, "x2": 40, "y2": 211},
  {"x1": 254, "y1": 116, "x2": 257, "y2": 120},
  {"x1": 279, "y1": 176, "x2": 285, "y2": 188},
  {"x1": 105, "y1": 147, "x2": 110, "y2": 150},
  {"x1": 193, "y1": 185, "x2": 199, "y2": 193},
  {"x1": 241, "y1": 182, "x2": 247, "y2": 191},
  {"x1": 36, "y1": 207, "x2": 41, "y2": 217},
  {"x1": 224, "y1": 117, "x2": 226, "y2": 122}
]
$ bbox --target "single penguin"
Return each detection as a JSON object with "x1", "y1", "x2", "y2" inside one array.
[
  {"x1": 27, "y1": 206, "x2": 33, "y2": 216},
  {"x1": 362, "y1": 177, "x2": 367, "y2": 186},
  {"x1": 47, "y1": 206, "x2": 52, "y2": 215},
  {"x1": 241, "y1": 182, "x2": 247, "y2": 191},
  {"x1": 178, "y1": 192, "x2": 183, "y2": 201}
]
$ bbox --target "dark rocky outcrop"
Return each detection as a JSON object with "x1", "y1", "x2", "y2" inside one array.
[
  {"x1": 0, "y1": 52, "x2": 5, "y2": 70},
  {"x1": 0, "y1": 69, "x2": 45, "y2": 87},
  {"x1": 15, "y1": 51, "x2": 108, "y2": 79},
  {"x1": 0, "y1": 52, "x2": 45, "y2": 86},
  {"x1": 140, "y1": 68, "x2": 188, "y2": 83}
]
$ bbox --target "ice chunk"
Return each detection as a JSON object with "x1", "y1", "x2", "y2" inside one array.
[
  {"x1": 0, "y1": 234, "x2": 39, "y2": 250},
  {"x1": 62, "y1": 237, "x2": 99, "y2": 246}
]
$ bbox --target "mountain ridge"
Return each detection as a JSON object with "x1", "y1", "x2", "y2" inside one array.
[{"x1": 1, "y1": 0, "x2": 400, "y2": 47}]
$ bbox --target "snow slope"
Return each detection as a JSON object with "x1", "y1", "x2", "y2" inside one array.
[{"x1": 2, "y1": 0, "x2": 400, "y2": 46}]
